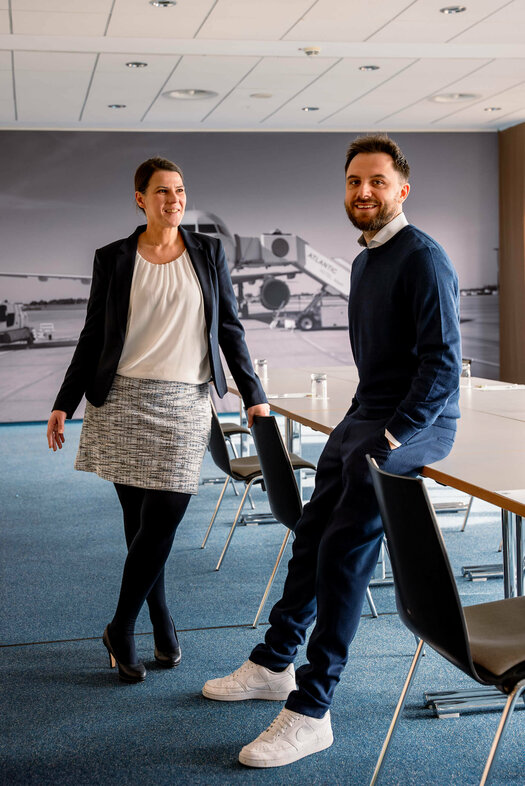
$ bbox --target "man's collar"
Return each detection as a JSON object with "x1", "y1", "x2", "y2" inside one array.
[{"x1": 357, "y1": 212, "x2": 408, "y2": 248}]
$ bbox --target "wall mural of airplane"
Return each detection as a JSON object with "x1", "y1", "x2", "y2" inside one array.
[{"x1": 0, "y1": 211, "x2": 352, "y2": 340}]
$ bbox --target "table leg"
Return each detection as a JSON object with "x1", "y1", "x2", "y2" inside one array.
[{"x1": 517, "y1": 515, "x2": 524, "y2": 596}]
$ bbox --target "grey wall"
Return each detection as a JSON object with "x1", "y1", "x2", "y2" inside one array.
[{"x1": 0, "y1": 130, "x2": 498, "y2": 301}]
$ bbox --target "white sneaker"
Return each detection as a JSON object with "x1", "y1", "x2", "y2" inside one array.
[
  {"x1": 202, "y1": 659, "x2": 295, "y2": 701},
  {"x1": 239, "y1": 707, "x2": 333, "y2": 768}
]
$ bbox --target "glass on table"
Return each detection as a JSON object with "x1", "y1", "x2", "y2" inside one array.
[
  {"x1": 310, "y1": 372, "x2": 328, "y2": 400},
  {"x1": 461, "y1": 358, "x2": 472, "y2": 387},
  {"x1": 254, "y1": 358, "x2": 268, "y2": 383}
]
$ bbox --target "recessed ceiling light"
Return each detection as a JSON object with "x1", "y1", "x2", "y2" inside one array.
[
  {"x1": 484, "y1": 107, "x2": 502, "y2": 112},
  {"x1": 440, "y1": 5, "x2": 467, "y2": 13},
  {"x1": 299, "y1": 46, "x2": 321, "y2": 56},
  {"x1": 429, "y1": 92, "x2": 479, "y2": 103},
  {"x1": 359, "y1": 65, "x2": 380, "y2": 72},
  {"x1": 250, "y1": 92, "x2": 273, "y2": 99},
  {"x1": 150, "y1": 0, "x2": 176, "y2": 7},
  {"x1": 126, "y1": 61, "x2": 148, "y2": 68},
  {"x1": 302, "y1": 106, "x2": 319, "y2": 112},
  {"x1": 163, "y1": 89, "x2": 218, "y2": 100},
  {"x1": 108, "y1": 104, "x2": 126, "y2": 109}
]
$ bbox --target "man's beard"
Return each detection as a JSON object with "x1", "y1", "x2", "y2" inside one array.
[{"x1": 345, "y1": 200, "x2": 398, "y2": 232}]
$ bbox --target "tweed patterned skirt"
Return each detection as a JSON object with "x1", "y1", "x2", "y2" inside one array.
[{"x1": 75, "y1": 374, "x2": 211, "y2": 493}]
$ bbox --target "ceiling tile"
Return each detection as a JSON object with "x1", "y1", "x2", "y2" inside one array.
[
  {"x1": 0, "y1": 9, "x2": 10, "y2": 33},
  {"x1": 81, "y1": 53, "x2": 180, "y2": 124},
  {"x1": 197, "y1": 0, "x2": 311, "y2": 40},
  {"x1": 236, "y1": 55, "x2": 337, "y2": 92},
  {"x1": 0, "y1": 99, "x2": 16, "y2": 123},
  {"x1": 452, "y1": 0, "x2": 525, "y2": 44},
  {"x1": 315, "y1": 58, "x2": 490, "y2": 128},
  {"x1": 282, "y1": 0, "x2": 415, "y2": 42},
  {"x1": 205, "y1": 87, "x2": 302, "y2": 126},
  {"x1": 14, "y1": 51, "x2": 97, "y2": 123},
  {"x1": 144, "y1": 54, "x2": 259, "y2": 124},
  {"x1": 370, "y1": 0, "x2": 509, "y2": 44},
  {"x1": 12, "y1": 10, "x2": 109, "y2": 36},
  {"x1": 432, "y1": 81, "x2": 525, "y2": 128},
  {"x1": 1, "y1": 0, "x2": 525, "y2": 131},
  {"x1": 15, "y1": 51, "x2": 96, "y2": 71},
  {"x1": 203, "y1": 55, "x2": 337, "y2": 125},
  {"x1": 107, "y1": 0, "x2": 216, "y2": 38},
  {"x1": 12, "y1": 1, "x2": 111, "y2": 10}
]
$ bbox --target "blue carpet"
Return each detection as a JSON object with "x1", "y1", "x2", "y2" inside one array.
[{"x1": 1, "y1": 421, "x2": 524, "y2": 785}]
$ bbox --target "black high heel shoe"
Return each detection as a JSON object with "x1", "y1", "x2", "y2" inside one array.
[
  {"x1": 103, "y1": 625, "x2": 146, "y2": 684},
  {"x1": 154, "y1": 617, "x2": 181, "y2": 668}
]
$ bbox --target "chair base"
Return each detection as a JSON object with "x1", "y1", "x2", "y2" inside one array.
[
  {"x1": 462, "y1": 563, "x2": 503, "y2": 582},
  {"x1": 424, "y1": 685, "x2": 525, "y2": 719},
  {"x1": 433, "y1": 500, "x2": 472, "y2": 514},
  {"x1": 240, "y1": 512, "x2": 278, "y2": 526}
]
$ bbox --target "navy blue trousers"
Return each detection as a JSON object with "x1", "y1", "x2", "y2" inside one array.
[{"x1": 250, "y1": 410, "x2": 455, "y2": 717}]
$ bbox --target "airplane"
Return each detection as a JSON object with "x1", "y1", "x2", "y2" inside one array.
[{"x1": 0, "y1": 210, "x2": 351, "y2": 320}]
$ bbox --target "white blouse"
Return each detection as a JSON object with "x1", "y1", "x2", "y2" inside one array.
[{"x1": 117, "y1": 250, "x2": 211, "y2": 383}]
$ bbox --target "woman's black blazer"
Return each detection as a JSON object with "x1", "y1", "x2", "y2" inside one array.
[{"x1": 53, "y1": 225, "x2": 267, "y2": 419}]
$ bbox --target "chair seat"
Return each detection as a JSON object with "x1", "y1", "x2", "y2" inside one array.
[
  {"x1": 464, "y1": 595, "x2": 525, "y2": 677},
  {"x1": 221, "y1": 422, "x2": 251, "y2": 436},
  {"x1": 229, "y1": 452, "x2": 315, "y2": 483}
]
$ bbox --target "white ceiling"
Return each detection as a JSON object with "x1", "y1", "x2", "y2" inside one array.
[{"x1": 0, "y1": 0, "x2": 524, "y2": 132}]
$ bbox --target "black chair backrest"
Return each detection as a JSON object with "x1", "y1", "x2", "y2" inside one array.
[
  {"x1": 208, "y1": 407, "x2": 233, "y2": 477},
  {"x1": 251, "y1": 415, "x2": 303, "y2": 531},
  {"x1": 367, "y1": 457, "x2": 475, "y2": 678}
]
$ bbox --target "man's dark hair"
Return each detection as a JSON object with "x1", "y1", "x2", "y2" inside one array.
[
  {"x1": 344, "y1": 135, "x2": 410, "y2": 181},
  {"x1": 134, "y1": 157, "x2": 184, "y2": 213}
]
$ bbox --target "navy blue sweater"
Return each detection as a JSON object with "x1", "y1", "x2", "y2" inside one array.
[{"x1": 348, "y1": 224, "x2": 461, "y2": 443}]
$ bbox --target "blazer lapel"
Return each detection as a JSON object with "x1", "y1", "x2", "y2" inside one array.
[
  {"x1": 181, "y1": 227, "x2": 214, "y2": 331},
  {"x1": 114, "y1": 225, "x2": 144, "y2": 338}
]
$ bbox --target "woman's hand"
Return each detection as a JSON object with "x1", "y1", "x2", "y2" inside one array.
[
  {"x1": 246, "y1": 403, "x2": 270, "y2": 428},
  {"x1": 47, "y1": 410, "x2": 67, "y2": 451}
]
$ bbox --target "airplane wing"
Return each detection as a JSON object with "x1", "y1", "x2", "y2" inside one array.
[{"x1": 0, "y1": 272, "x2": 92, "y2": 284}]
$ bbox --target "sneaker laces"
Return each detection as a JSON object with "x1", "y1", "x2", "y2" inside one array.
[
  {"x1": 264, "y1": 709, "x2": 299, "y2": 740},
  {"x1": 231, "y1": 661, "x2": 255, "y2": 680}
]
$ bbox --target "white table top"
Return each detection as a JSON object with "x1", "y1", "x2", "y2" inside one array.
[{"x1": 228, "y1": 367, "x2": 525, "y2": 517}]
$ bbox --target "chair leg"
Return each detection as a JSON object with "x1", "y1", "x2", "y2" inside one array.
[
  {"x1": 369, "y1": 638, "x2": 425, "y2": 786},
  {"x1": 201, "y1": 477, "x2": 230, "y2": 549},
  {"x1": 215, "y1": 480, "x2": 255, "y2": 571},
  {"x1": 460, "y1": 496, "x2": 474, "y2": 532},
  {"x1": 252, "y1": 530, "x2": 291, "y2": 628},
  {"x1": 479, "y1": 678, "x2": 525, "y2": 786},
  {"x1": 366, "y1": 587, "x2": 378, "y2": 618}
]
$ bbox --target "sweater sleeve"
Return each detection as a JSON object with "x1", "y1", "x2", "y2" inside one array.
[{"x1": 385, "y1": 246, "x2": 461, "y2": 443}]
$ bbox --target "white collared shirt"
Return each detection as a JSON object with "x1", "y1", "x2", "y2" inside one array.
[
  {"x1": 357, "y1": 211, "x2": 408, "y2": 249},
  {"x1": 357, "y1": 211, "x2": 409, "y2": 448}
]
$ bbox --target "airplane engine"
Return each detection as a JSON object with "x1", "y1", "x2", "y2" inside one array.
[{"x1": 259, "y1": 278, "x2": 290, "y2": 310}]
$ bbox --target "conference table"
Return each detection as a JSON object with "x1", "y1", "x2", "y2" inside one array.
[{"x1": 228, "y1": 366, "x2": 525, "y2": 717}]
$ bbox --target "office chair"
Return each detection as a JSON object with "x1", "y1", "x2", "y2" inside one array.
[
  {"x1": 250, "y1": 415, "x2": 378, "y2": 627},
  {"x1": 203, "y1": 408, "x2": 316, "y2": 571},
  {"x1": 367, "y1": 456, "x2": 525, "y2": 786},
  {"x1": 219, "y1": 420, "x2": 254, "y2": 501}
]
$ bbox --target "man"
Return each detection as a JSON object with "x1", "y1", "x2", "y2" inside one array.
[{"x1": 202, "y1": 135, "x2": 462, "y2": 768}]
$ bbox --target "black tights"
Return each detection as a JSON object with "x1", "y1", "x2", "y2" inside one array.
[{"x1": 109, "y1": 483, "x2": 191, "y2": 663}]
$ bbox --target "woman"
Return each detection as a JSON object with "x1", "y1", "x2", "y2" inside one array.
[{"x1": 47, "y1": 157, "x2": 269, "y2": 683}]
